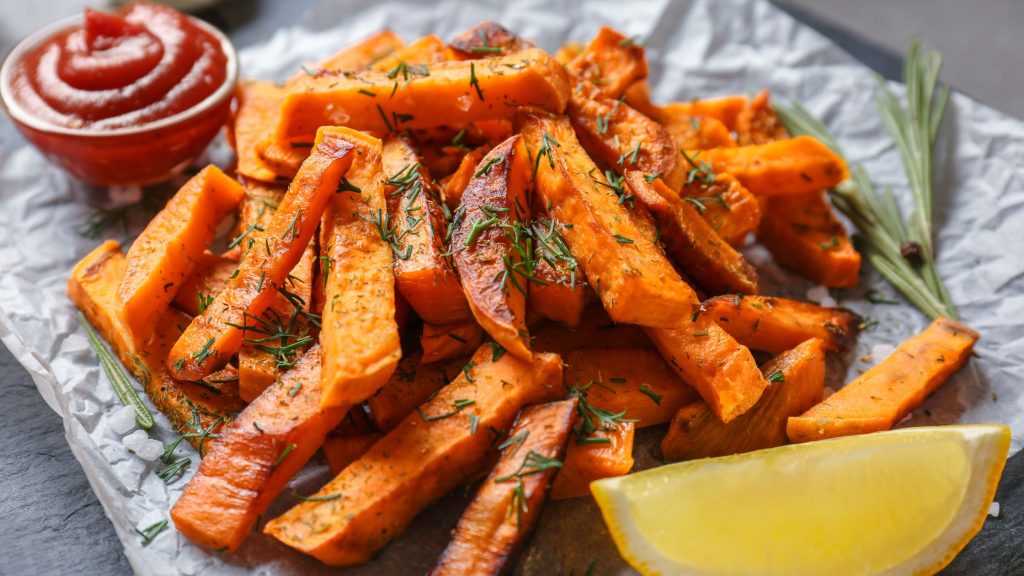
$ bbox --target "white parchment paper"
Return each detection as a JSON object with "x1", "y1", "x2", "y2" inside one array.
[{"x1": 1, "y1": 0, "x2": 1022, "y2": 574}]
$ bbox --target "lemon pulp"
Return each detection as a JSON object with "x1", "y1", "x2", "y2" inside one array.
[{"x1": 592, "y1": 425, "x2": 1009, "y2": 576}]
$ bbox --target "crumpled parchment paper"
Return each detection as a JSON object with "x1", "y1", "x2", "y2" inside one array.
[{"x1": 0, "y1": 0, "x2": 1022, "y2": 574}]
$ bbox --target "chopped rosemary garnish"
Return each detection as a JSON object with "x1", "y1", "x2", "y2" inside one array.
[
  {"x1": 156, "y1": 457, "x2": 191, "y2": 484},
  {"x1": 451, "y1": 128, "x2": 469, "y2": 150},
  {"x1": 81, "y1": 314, "x2": 154, "y2": 429},
  {"x1": 613, "y1": 234, "x2": 634, "y2": 244},
  {"x1": 495, "y1": 449, "x2": 563, "y2": 526},
  {"x1": 360, "y1": 208, "x2": 413, "y2": 260},
  {"x1": 136, "y1": 519, "x2": 168, "y2": 545},
  {"x1": 498, "y1": 430, "x2": 529, "y2": 453},
  {"x1": 417, "y1": 398, "x2": 476, "y2": 422},
  {"x1": 532, "y1": 131, "x2": 561, "y2": 176},
  {"x1": 474, "y1": 156, "x2": 503, "y2": 177},
  {"x1": 337, "y1": 177, "x2": 361, "y2": 194},
  {"x1": 680, "y1": 150, "x2": 716, "y2": 185},
  {"x1": 490, "y1": 341, "x2": 507, "y2": 362},
  {"x1": 464, "y1": 216, "x2": 499, "y2": 247},
  {"x1": 596, "y1": 97, "x2": 624, "y2": 135},
  {"x1": 776, "y1": 41, "x2": 957, "y2": 320},
  {"x1": 195, "y1": 290, "x2": 214, "y2": 314},
  {"x1": 462, "y1": 361, "x2": 478, "y2": 382},
  {"x1": 638, "y1": 383, "x2": 662, "y2": 405},
  {"x1": 448, "y1": 333, "x2": 468, "y2": 344},
  {"x1": 469, "y1": 62, "x2": 484, "y2": 100},
  {"x1": 468, "y1": 414, "x2": 480, "y2": 435},
  {"x1": 768, "y1": 370, "x2": 785, "y2": 383},
  {"x1": 228, "y1": 223, "x2": 264, "y2": 250},
  {"x1": 617, "y1": 142, "x2": 641, "y2": 167},
  {"x1": 571, "y1": 384, "x2": 637, "y2": 441},
  {"x1": 272, "y1": 443, "x2": 297, "y2": 469}
]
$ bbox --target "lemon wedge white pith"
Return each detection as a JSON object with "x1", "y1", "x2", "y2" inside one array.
[{"x1": 591, "y1": 425, "x2": 1010, "y2": 576}]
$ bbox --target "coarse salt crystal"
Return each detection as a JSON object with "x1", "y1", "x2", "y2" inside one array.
[
  {"x1": 122, "y1": 429, "x2": 148, "y2": 452},
  {"x1": 806, "y1": 285, "x2": 829, "y2": 303},
  {"x1": 108, "y1": 185, "x2": 142, "y2": 206},
  {"x1": 871, "y1": 344, "x2": 896, "y2": 361},
  {"x1": 136, "y1": 439, "x2": 164, "y2": 462},
  {"x1": 108, "y1": 405, "x2": 137, "y2": 435},
  {"x1": 819, "y1": 295, "x2": 838, "y2": 308},
  {"x1": 989, "y1": 501, "x2": 1000, "y2": 517}
]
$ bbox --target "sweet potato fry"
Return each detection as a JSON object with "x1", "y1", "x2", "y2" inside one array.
[
  {"x1": 318, "y1": 127, "x2": 401, "y2": 408},
  {"x1": 368, "y1": 34, "x2": 450, "y2": 72},
  {"x1": 567, "y1": 26, "x2": 648, "y2": 99},
  {"x1": 256, "y1": 138, "x2": 308, "y2": 180},
  {"x1": 680, "y1": 172, "x2": 762, "y2": 247},
  {"x1": 287, "y1": 30, "x2": 404, "y2": 85},
  {"x1": 702, "y1": 294, "x2": 861, "y2": 353},
  {"x1": 520, "y1": 113, "x2": 699, "y2": 328},
  {"x1": 624, "y1": 172, "x2": 758, "y2": 295},
  {"x1": 646, "y1": 314, "x2": 768, "y2": 423},
  {"x1": 554, "y1": 42, "x2": 583, "y2": 66},
  {"x1": 661, "y1": 338, "x2": 827, "y2": 461},
  {"x1": 383, "y1": 135, "x2": 471, "y2": 324},
  {"x1": 692, "y1": 135, "x2": 849, "y2": 197},
  {"x1": 452, "y1": 135, "x2": 533, "y2": 359},
  {"x1": 448, "y1": 21, "x2": 530, "y2": 59},
  {"x1": 431, "y1": 398, "x2": 576, "y2": 576},
  {"x1": 564, "y1": 348, "x2": 700, "y2": 428},
  {"x1": 278, "y1": 47, "x2": 570, "y2": 141},
  {"x1": 664, "y1": 95, "x2": 749, "y2": 131},
  {"x1": 171, "y1": 345, "x2": 349, "y2": 551},
  {"x1": 657, "y1": 104, "x2": 737, "y2": 150},
  {"x1": 323, "y1": 433, "x2": 382, "y2": 476},
  {"x1": 567, "y1": 80, "x2": 676, "y2": 180},
  {"x1": 264, "y1": 347, "x2": 564, "y2": 566},
  {"x1": 233, "y1": 178, "x2": 286, "y2": 243},
  {"x1": 788, "y1": 317, "x2": 979, "y2": 443},
  {"x1": 529, "y1": 257, "x2": 587, "y2": 328},
  {"x1": 69, "y1": 241, "x2": 241, "y2": 449},
  {"x1": 366, "y1": 353, "x2": 464, "y2": 431},
  {"x1": 736, "y1": 89, "x2": 790, "y2": 145},
  {"x1": 167, "y1": 132, "x2": 356, "y2": 380},
  {"x1": 532, "y1": 305, "x2": 653, "y2": 354},
  {"x1": 172, "y1": 251, "x2": 237, "y2": 316},
  {"x1": 658, "y1": 110, "x2": 736, "y2": 191},
  {"x1": 551, "y1": 421, "x2": 635, "y2": 500},
  {"x1": 237, "y1": 242, "x2": 317, "y2": 402},
  {"x1": 758, "y1": 190, "x2": 862, "y2": 287},
  {"x1": 421, "y1": 320, "x2": 484, "y2": 364},
  {"x1": 233, "y1": 81, "x2": 287, "y2": 182},
  {"x1": 119, "y1": 165, "x2": 245, "y2": 347},
  {"x1": 442, "y1": 146, "x2": 487, "y2": 210}
]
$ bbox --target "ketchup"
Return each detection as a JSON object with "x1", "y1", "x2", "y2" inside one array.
[{"x1": 10, "y1": 3, "x2": 227, "y2": 130}]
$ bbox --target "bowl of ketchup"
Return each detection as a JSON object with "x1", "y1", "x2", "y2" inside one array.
[{"x1": 0, "y1": 3, "x2": 238, "y2": 186}]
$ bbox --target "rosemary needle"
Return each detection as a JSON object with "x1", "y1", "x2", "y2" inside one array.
[{"x1": 81, "y1": 313, "x2": 155, "y2": 429}]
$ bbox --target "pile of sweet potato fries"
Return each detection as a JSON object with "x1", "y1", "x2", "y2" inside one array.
[{"x1": 68, "y1": 22, "x2": 979, "y2": 571}]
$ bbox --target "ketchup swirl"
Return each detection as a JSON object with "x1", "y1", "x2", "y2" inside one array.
[{"x1": 11, "y1": 3, "x2": 227, "y2": 130}]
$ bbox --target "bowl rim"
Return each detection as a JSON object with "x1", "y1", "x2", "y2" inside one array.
[{"x1": 0, "y1": 10, "x2": 239, "y2": 138}]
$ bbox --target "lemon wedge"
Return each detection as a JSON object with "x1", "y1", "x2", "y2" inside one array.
[{"x1": 591, "y1": 425, "x2": 1010, "y2": 576}]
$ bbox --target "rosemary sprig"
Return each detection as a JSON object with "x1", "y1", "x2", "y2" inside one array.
[
  {"x1": 81, "y1": 314, "x2": 154, "y2": 429},
  {"x1": 775, "y1": 42, "x2": 957, "y2": 320}
]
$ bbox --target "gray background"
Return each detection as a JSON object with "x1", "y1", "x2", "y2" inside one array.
[{"x1": 1, "y1": 1, "x2": 1022, "y2": 574}]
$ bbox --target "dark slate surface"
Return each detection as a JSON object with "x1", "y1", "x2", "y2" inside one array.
[{"x1": 0, "y1": 2, "x2": 1020, "y2": 575}]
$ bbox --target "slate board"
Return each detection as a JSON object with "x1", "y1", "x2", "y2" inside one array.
[{"x1": 0, "y1": 1, "x2": 1020, "y2": 575}]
